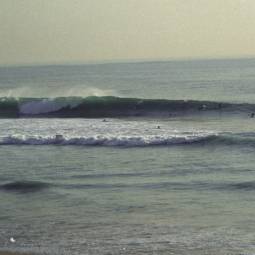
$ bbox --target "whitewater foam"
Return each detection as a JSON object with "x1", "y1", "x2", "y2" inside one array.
[{"x1": 0, "y1": 133, "x2": 217, "y2": 146}]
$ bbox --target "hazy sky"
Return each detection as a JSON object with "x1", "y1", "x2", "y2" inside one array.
[{"x1": 1, "y1": 0, "x2": 255, "y2": 65}]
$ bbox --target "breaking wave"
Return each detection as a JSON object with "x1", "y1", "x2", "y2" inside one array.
[
  {"x1": 0, "y1": 132, "x2": 254, "y2": 147},
  {"x1": 0, "y1": 96, "x2": 254, "y2": 118},
  {"x1": 0, "y1": 134, "x2": 212, "y2": 146}
]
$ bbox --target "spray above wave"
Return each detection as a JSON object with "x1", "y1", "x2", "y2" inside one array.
[
  {"x1": 0, "y1": 96, "x2": 254, "y2": 118},
  {"x1": 0, "y1": 86, "x2": 114, "y2": 99}
]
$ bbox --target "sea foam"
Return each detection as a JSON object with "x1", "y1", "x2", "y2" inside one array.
[{"x1": 0, "y1": 133, "x2": 217, "y2": 146}]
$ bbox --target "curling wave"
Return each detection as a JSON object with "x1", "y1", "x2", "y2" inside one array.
[{"x1": 0, "y1": 96, "x2": 254, "y2": 118}]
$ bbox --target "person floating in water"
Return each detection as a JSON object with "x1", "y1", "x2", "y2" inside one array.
[
  {"x1": 157, "y1": 126, "x2": 160, "y2": 129},
  {"x1": 198, "y1": 104, "x2": 207, "y2": 110},
  {"x1": 250, "y1": 113, "x2": 255, "y2": 118}
]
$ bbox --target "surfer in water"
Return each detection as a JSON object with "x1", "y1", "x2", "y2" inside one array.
[{"x1": 55, "y1": 134, "x2": 63, "y2": 143}]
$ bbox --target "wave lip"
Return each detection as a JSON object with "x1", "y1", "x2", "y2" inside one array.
[
  {"x1": 0, "y1": 96, "x2": 254, "y2": 118},
  {"x1": 19, "y1": 97, "x2": 82, "y2": 115}
]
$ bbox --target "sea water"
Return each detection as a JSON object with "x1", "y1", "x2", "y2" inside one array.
[{"x1": 1, "y1": 59, "x2": 255, "y2": 254}]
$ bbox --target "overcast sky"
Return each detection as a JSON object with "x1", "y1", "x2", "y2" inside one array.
[{"x1": 1, "y1": 0, "x2": 255, "y2": 65}]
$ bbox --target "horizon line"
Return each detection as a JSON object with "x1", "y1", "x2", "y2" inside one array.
[{"x1": 1, "y1": 55, "x2": 255, "y2": 68}]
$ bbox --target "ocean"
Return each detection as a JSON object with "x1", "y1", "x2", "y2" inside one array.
[{"x1": 1, "y1": 58, "x2": 255, "y2": 255}]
